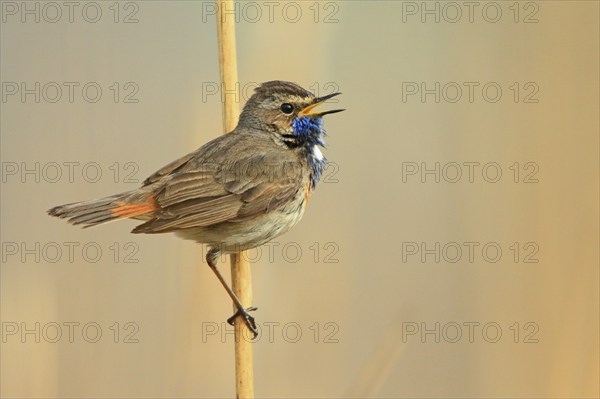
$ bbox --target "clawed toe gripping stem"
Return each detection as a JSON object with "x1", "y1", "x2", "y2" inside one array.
[{"x1": 207, "y1": 250, "x2": 259, "y2": 339}]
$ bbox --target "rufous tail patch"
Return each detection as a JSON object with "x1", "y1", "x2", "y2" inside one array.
[{"x1": 111, "y1": 196, "x2": 158, "y2": 218}]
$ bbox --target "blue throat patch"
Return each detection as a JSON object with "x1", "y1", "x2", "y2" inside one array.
[{"x1": 292, "y1": 116, "x2": 328, "y2": 190}]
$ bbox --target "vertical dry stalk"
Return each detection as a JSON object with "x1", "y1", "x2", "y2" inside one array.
[{"x1": 215, "y1": 1, "x2": 255, "y2": 398}]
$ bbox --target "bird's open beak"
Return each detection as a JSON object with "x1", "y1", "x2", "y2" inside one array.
[{"x1": 299, "y1": 92, "x2": 345, "y2": 117}]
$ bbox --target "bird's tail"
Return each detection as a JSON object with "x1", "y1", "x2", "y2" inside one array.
[{"x1": 47, "y1": 191, "x2": 158, "y2": 228}]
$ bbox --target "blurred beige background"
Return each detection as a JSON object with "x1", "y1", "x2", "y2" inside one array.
[{"x1": 1, "y1": 1, "x2": 598, "y2": 398}]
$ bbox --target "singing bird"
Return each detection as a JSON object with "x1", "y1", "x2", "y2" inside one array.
[{"x1": 48, "y1": 80, "x2": 344, "y2": 336}]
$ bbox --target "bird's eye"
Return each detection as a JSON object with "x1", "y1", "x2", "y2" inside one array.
[{"x1": 280, "y1": 103, "x2": 294, "y2": 114}]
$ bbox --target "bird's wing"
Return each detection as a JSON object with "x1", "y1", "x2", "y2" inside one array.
[
  {"x1": 132, "y1": 133, "x2": 306, "y2": 233},
  {"x1": 143, "y1": 151, "x2": 197, "y2": 185}
]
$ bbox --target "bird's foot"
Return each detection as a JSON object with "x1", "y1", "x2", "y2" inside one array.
[{"x1": 227, "y1": 306, "x2": 258, "y2": 338}]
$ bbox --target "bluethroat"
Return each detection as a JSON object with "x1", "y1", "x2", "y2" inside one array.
[{"x1": 48, "y1": 80, "x2": 344, "y2": 337}]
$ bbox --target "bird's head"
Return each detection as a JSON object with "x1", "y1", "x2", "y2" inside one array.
[
  {"x1": 239, "y1": 81, "x2": 344, "y2": 189},
  {"x1": 239, "y1": 81, "x2": 343, "y2": 147}
]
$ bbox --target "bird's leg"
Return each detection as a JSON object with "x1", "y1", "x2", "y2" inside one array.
[{"x1": 206, "y1": 249, "x2": 258, "y2": 338}]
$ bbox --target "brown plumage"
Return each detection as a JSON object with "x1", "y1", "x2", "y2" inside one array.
[{"x1": 48, "y1": 80, "x2": 344, "y2": 336}]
